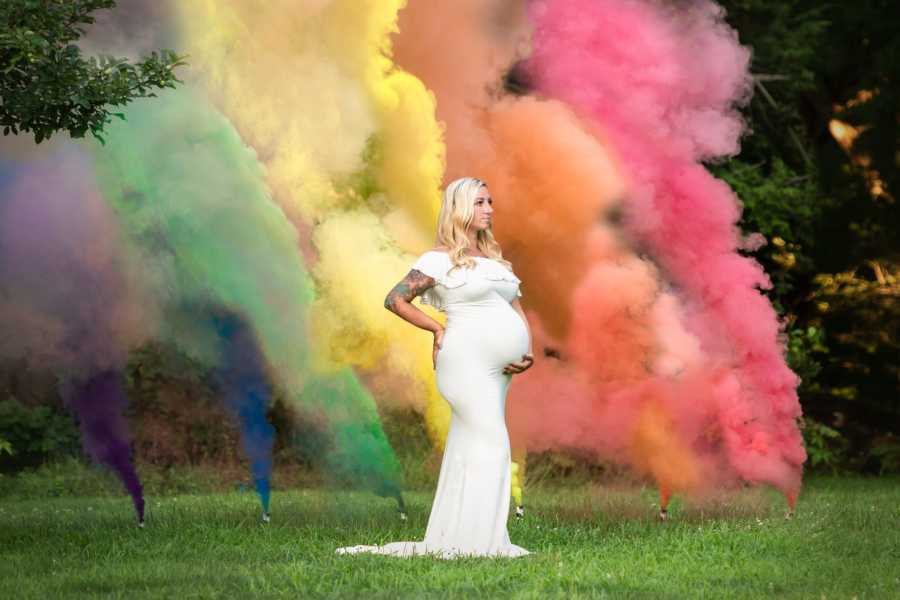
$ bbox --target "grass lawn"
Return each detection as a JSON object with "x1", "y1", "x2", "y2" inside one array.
[{"x1": 1, "y1": 475, "x2": 898, "y2": 598}]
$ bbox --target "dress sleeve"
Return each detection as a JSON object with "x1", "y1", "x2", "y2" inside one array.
[
  {"x1": 410, "y1": 252, "x2": 448, "y2": 311},
  {"x1": 411, "y1": 252, "x2": 447, "y2": 281}
]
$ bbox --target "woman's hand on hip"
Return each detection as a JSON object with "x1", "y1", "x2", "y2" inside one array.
[
  {"x1": 503, "y1": 353, "x2": 534, "y2": 375},
  {"x1": 432, "y1": 327, "x2": 445, "y2": 369}
]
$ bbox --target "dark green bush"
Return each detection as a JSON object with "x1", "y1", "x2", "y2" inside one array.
[
  {"x1": 0, "y1": 396, "x2": 80, "y2": 471},
  {"x1": 800, "y1": 416, "x2": 849, "y2": 473}
]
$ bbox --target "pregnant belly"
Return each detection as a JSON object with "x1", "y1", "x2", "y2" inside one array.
[{"x1": 441, "y1": 304, "x2": 530, "y2": 369}]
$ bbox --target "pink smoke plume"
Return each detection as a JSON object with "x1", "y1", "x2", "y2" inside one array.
[
  {"x1": 395, "y1": 0, "x2": 805, "y2": 506},
  {"x1": 522, "y1": 0, "x2": 805, "y2": 502}
]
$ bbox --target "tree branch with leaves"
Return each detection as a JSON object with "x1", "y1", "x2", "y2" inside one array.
[{"x1": 1, "y1": 0, "x2": 185, "y2": 143}]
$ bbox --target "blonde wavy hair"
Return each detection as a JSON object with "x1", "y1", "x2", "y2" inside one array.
[{"x1": 436, "y1": 177, "x2": 512, "y2": 271}]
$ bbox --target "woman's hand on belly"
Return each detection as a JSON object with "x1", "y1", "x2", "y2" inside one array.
[{"x1": 502, "y1": 352, "x2": 534, "y2": 375}]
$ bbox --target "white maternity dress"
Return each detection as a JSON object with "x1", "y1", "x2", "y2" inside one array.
[{"x1": 336, "y1": 251, "x2": 530, "y2": 558}]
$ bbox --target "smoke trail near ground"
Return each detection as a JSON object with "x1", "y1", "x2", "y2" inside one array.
[
  {"x1": 62, "y1": 371, "x2": 145, "y2": 522},
  {"x1": 209, "y1": 309, "x2": 276, "y2": 514},
  {"x1": 0, "y1": 150, "x2": 152, "y2": 521},
  {"x1": 90, "y1": 87, "x2": 403, "y2": 498}
]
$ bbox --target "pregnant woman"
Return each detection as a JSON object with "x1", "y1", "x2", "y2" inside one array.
[{"x1": 336, "y1": 177, "x2": 534, "y2": 558}]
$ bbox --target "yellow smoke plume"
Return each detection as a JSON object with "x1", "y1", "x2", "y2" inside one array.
[
  {"x1": 510, "y1": 457, "x2": 525, "y2": 507},
  {"x1": 178, "y1": 1, "x2": 452, "y2": 445}
]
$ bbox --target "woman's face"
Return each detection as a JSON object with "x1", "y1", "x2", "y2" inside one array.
[{"x1": 469, "y1": 186, "x2": 494, "y2": 232}]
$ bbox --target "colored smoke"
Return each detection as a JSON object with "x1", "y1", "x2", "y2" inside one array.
[
  {"x1": 0, "y1": 150, "x2": 150, "y2": 520},
  {"x1": 393, "y1": 0, "x2": 805, "y2": 499},
  {"x1": 522, "y1": 0, "x2": 805, "y2": 497},
  {"x1": 178, "y1": 0, "x2": 455, "y2": 447},
  {"x1": 91, "y1": 88, "x2": 402, "y2": 497},
  {"x1": 0, "y1": 0, "x2": 807, "y2": 511},
  {"x1": 209, "y1": 309, "x2": 276, "y2": 513},
  {"x1": 63, "y1": 372, "x2": 145, "y2": 522}
]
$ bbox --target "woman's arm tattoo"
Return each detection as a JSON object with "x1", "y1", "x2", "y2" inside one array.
[{"x1": 384, "y1": 269, "x2": 436, "y2": 312}]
